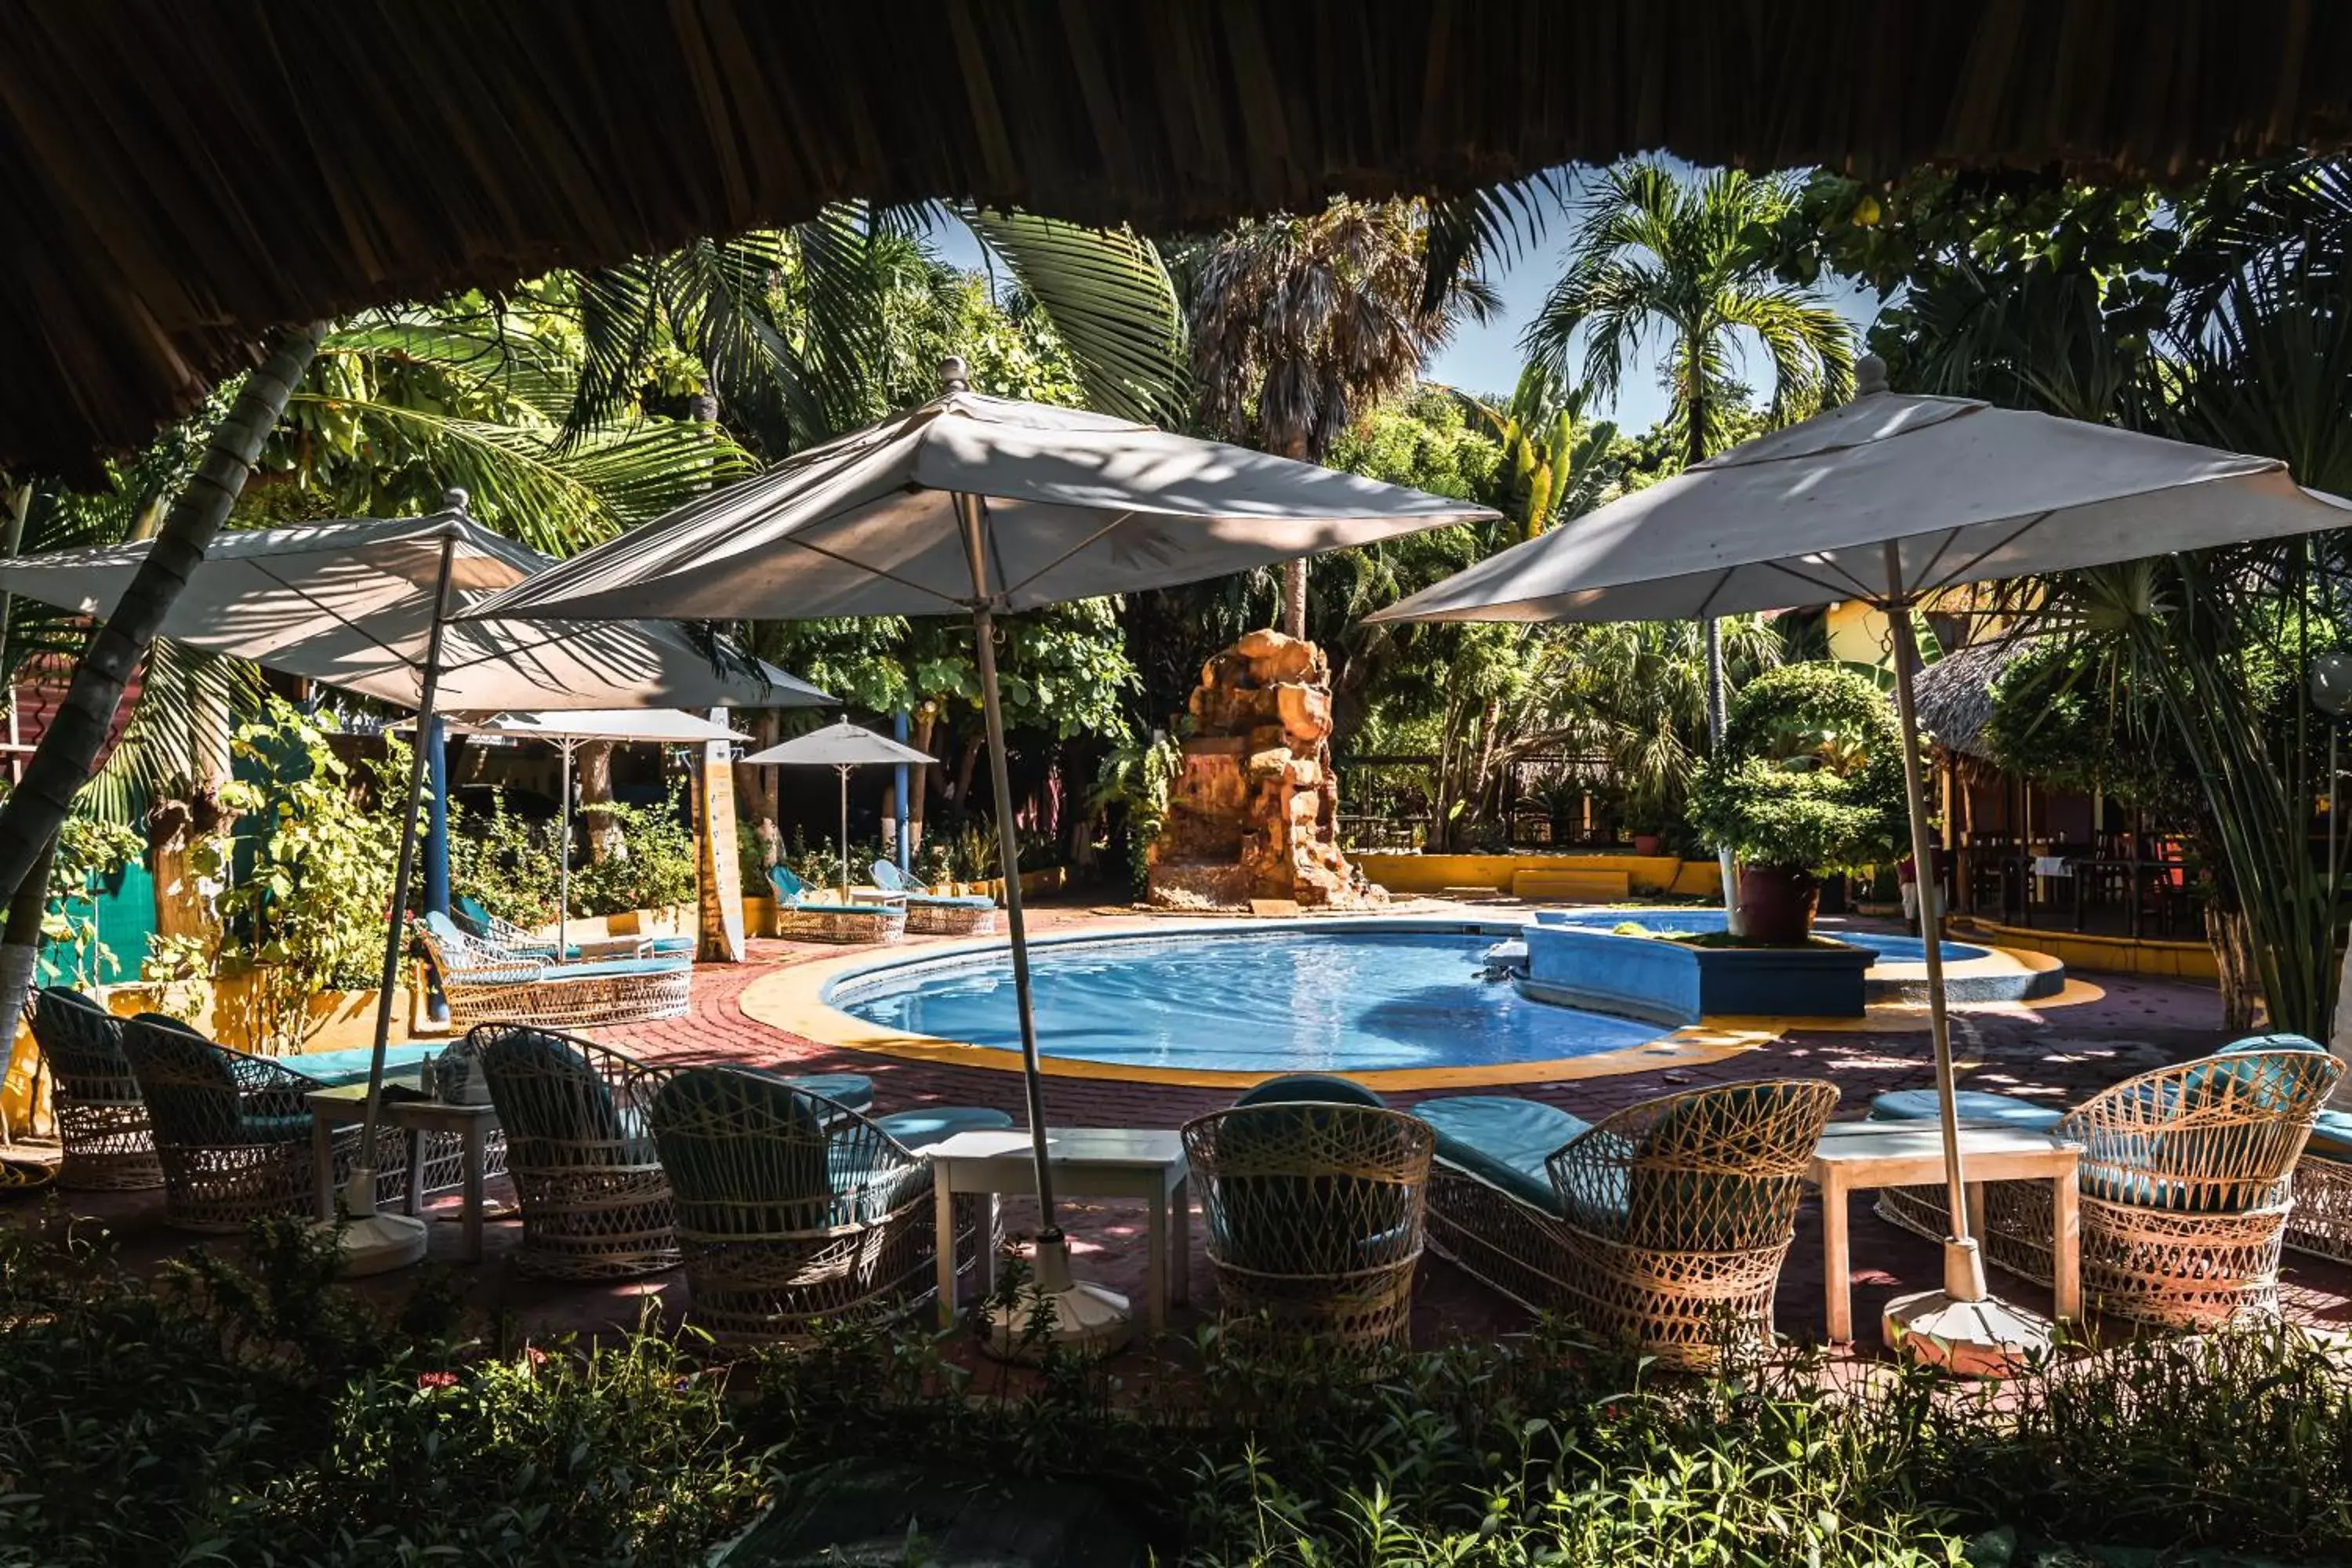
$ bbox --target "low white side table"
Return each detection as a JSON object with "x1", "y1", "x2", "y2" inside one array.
[
  {"x1": 1809, "y1": 1120, "x2": 2082, "y2": 1342},
  {"x1": 307, "y1": 1080, "x2": 502, "y2": 1264},
  {"x1": 924, "y1": 1127, "x2": 1189, "y2": 1334}
]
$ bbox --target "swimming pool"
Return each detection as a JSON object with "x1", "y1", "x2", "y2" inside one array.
[
  {"x1": 1534, "y1": 908, "x2": 1991, "y2": 963},
  {"x1": 825, "y1": 924, "x2": 1674, "y2": 1074}
]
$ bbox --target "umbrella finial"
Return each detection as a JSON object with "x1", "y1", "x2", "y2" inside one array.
[
  {"x1": 1856, "y1": 354, "x2": 1889, "y2": 398},
  {"x1": 441, "y1": 487, "x2": 471, "y2": 516},
  {"x1": 938, "y1": 356, "x2": 970, "y2": 394}
]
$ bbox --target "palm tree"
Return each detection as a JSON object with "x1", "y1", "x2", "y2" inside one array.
[
  {"x1": 1189, "y1": 199, "x2": 1495, "y2": 637},
  {"x1": 1524, "y1": 161, "x2": 1855, "y2": 916}
]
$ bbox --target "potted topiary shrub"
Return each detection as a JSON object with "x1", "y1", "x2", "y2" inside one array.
[{"x1": 1686, "y1": 664, "x2": 1909, "y2": 945}]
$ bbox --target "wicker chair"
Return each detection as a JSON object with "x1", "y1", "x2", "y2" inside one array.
[
  {"x1": 26, "y1": 986, "x2": 162, "y2": 1191},
  {"x1": 471, "y1": 1024, "x2": 680, "y2": 1279},
  {"x1": 119, "y1": 1015, "x2": 410, "y2": 1232},
  {"x1": 453, "y1": 894, "x2": 693, "y2": 960},
  {"x1": 1873, "y1": 1044, "x2": 2340, "y2": 1328},
  {"x1": 1183, "y1": 1076, "x2": 1435, "y2": 1348},
  {"x1": 767, "y1": 866, "x2": 907, "y2": 946},
  {"x1": 421, "y1": 913, "x2": 691, "y2": 1029},
  {"x1": 1417, "y1": 1080, "x2": 1839, "y2": 1369},
  {"x1": 643, "y1": 1065, "x2": 1007, "y2": 1336},
  {"x1": 870, "y1": 860, "x2": 997, "y2": 936}
]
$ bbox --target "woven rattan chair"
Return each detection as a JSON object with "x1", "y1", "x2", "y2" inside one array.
[
  {"x1": 1183, "y1": 1080, "x2": 1435, "y2": 1348},
  {"x1": 767, "y1": 866, "x2": 906, "y2": 946},
  {"x1": 421, "y1": 913, "x2": 691, "y2": 1029},
  {"x1": 1875, "y1": 1046, "x2": 2339, "y2": 1328},
  {"x1": 27, "y1": 986, "x2": 161, "y2": 1191},
  {"x1": 119, "y1": 1015, "x2": 409, "y2": 1232},
  {"x1": 470, "y1": 1023, "x2": 679, "y2": 1279},
  {"x1": 643, "y1": 1065, "x2": 1006, "y2": 1336},
  {"x1": 453, "y1": 894, "x2": 692, "y2": 960},
  {"x1": 1418, "y1": 1080, "x2": 1839, "y2": 1369},
  {"x1": 869, "y1": 861, "x2": 997, "y2": 936}
]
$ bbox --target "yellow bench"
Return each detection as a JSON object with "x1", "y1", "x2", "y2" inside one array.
[{"x1": 1510, "y1": 867, "x2": 1632, "y2": 902}]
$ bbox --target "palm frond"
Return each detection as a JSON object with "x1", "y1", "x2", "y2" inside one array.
[{"x1": 957, "y1": 205, "x2": 1187, "y2": 424}]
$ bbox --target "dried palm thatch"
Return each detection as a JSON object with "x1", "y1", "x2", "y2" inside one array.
[
  {"x1": 1910, "y1": 639, "x2": 2029, "y2": 764},
  {"x1": 7, "y1": 2, "x2": 2352, "y2": 479}
]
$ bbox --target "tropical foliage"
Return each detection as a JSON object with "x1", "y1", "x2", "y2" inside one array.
[{"x1": 1687, "y1": 663, "x2": 1909, "y2": 873}]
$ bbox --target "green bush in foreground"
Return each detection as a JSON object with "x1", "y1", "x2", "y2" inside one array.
[{"x1": 5, "y1": 1218, "x2": 2352, "y2": 1565}]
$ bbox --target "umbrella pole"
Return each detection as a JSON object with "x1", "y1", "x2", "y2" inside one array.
[
  {"x1": 839, "y1": 763, "x2": 851, "y2": 902},
  {"x1": 557, "y1": 739, "x2": 572, "y2": 958},
  {"x1": 340, "y1": 531, "x2": 457, "y2": 1272}
]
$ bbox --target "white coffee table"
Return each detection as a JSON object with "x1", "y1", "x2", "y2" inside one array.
[
  {"x1": 1809, "y1": 1120, "x2": 2082, "y2": 1342},
  {"x1": 924, "y1": 1127, "x2": 1189, "y2": 1334}
]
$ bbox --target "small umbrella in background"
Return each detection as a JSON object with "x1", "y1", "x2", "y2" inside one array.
[
  {"x1": 0, "y1": 499, "x2": 822, "y2": 1272},
  {"x1": 1372, "y1": 354, "x2": 2352, "y2": 1370},
  {"x1": 743, "y1": 720, "x2": 937, "y2": 900},
  {"x1": 466, "y1": 359, "x2": 1497, "y2": 1355}
]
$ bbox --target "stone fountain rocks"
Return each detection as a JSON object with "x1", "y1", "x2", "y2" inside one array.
[{"x1": 1146, "y1": 629, "x2": 1386, "y2": 911}]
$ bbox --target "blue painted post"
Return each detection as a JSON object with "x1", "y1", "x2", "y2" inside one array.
[
  {"x1": 893, "y1": 709, "x2": 913, "y2": 873},
  {"x1": 421, "y1": 715, "x2": 452, "y2": 1025}
]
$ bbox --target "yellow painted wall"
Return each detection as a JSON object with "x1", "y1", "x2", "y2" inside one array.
[
  {"x1": 1949, "y1": 918, "x2": 2220, "y2": 982},
  {"x1": 1354, "y1": 852, "x2": 1722, "y2": 899},
  {"x1": 1825, "y1": 600, "x2": 1893, "y2": 669}
]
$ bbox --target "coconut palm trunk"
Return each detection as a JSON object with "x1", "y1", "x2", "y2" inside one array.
[{"x1": 0, "y1": 321, "x2": 324, "y2": 1011}]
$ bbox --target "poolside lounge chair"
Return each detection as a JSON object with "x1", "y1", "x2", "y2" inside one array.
[
  {"x1": 470, "y1": 1024, "x2": 877, "y2": 1280},
  {"x1": 119, "y1": 1014, "x2": 423, "y2": 1232},
  {"x1": 1415, "y1": 1079, "x2": 1839, "y2": 1369},
  {"x1": 766, "y1": 864, "x2": 906, "y2": 946},
  {"x1": 869, "y1": 860, "x2": 997, "y2": 936},
  {"x1": 420, "y1": 912, "x2": 691, "y2": 1029},
  {"x1": 1868, "y1": 1036, "x2": 2340, "y2": 1327},
  {"x1": 643, "y1": 1064, "x2": 1011, "y2": 1335},
  {"x1": 26, "y1": 986, "x2": 160, "y2": 1190},
  {"x1": 1182, "y1": 1074, "x2": 1436, "y2": 1348},
  {"x1": 453, "y1": 894, "x2": 693, "y2": 960}
]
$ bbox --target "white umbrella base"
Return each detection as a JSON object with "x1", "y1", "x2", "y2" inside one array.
[
  {"x1": 319, "y1": 1166, "x2": 430, "y2": 1276},
  {"x1": 982, "y1": 1237, "x2": 1133, "y2": 1363},
  {"x1": 1882, "y1": 1290, "x2": 2053, "y2": 1377}
]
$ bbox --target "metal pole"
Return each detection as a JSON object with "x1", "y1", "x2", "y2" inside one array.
[
  {"x1": 557, "y1": 738, "x2": 573, "y2": 958},
  {"x1": 839, "y1": 763, "x2": 851, "y2": 902},
  {"x1": 1883, "y1": 543, "x2": 1982, "y2": 1294},
  {"x1": 1707, "y1": 616, "x2": 1740, "y2": 931},
  {"x1": 358, "y1": 532, "x2": 458, "y2": 1165},
  {"x1": 959, "y1": 488, "x2": 1059, "y2": 1232}
]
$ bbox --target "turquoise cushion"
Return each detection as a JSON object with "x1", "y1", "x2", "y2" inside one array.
[
  {"x1": 645, "y1": 936, "x2": 696, "y2": 956},
  {"x1": 2222, "y1": 1032, "x2": 2328, "y2": 1056},
  {"x1": 913, "y1": 893, "x2": 996, "y2": 909},
  {"x1": 1869, "y1": 1088, "x2": 2065, "y2": 1131},
  {"x1": 1415, "y1": 1095, "x2": 1586, "y2": 1215},
  {"x1": 283, "y1": 1043, "x2": 441, "y2": 1089},
  {"x1": 1236, "y1": 1074, "x2": 1387, "y2": 1109},
  {"x1": 739, "y1": 1069, "x2": 874, "y2": 1115},
  {"x1": 234, "y1": 1113, "x2": 315, "y2": 1145},
  {"x1": 541, "y1": 956, "x2": 691, "y2": 981},
  {"x1": 872, "y1": 1105, "x2": 1014, "y2": 1151},
  {"x1": 2309, "y1": 1109, "x2": 2352, "y2": 1163}
]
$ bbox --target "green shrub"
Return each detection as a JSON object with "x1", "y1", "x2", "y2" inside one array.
[
  {"x1": 1687, "y1": 662, "x2": 1909, "y2": 873},
  {"x1": 448, "y1": 789, "x2": 566, "y2": 928},
  {"x1": 570, "y1": 783, "x2": 698, "y2": 916}
]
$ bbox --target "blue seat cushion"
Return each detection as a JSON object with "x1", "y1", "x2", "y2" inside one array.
[
  {"x1": 1415, "y1": 1095, "x2": 1587, "y2": 1215},
  {"x1": 1236, "y1": 1073, "x2": 1387, "y2": 1109},
  {"x1": 912, "y1": 892, "x2": 996, "y2": 909},
  {"x1": 539, "y1": 956, "x2": 691, "y2": 981},
  {"x1": 644, "y1": 936, "x2": 697, "y2": 956},
  {"x1": 872, "y1": 1105, "x2": 1014, "y2": 1152},
  {"x1": 2310, "y1": 1109, "x2": 2352, "y2": 1163},
  {"x1": 739, "y1": 1068, "x2": 875, "y2": 1115},
  {"x1": 285, "y1": 1043, "x2": 442, "y2": 1089},
  {"x1": 1868, "y1": 1087, "x2": 2065, "y2": 1131}
]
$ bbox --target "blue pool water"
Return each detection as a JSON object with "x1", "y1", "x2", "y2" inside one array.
[
  {"x1": 827, "y1": 927, "x2": 1671, "y2": 1074},
  {"x1": 1535, "y1": 909, "x2": 1989, "y2": 964}
]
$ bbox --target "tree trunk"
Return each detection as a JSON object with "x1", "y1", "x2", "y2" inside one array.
[
  {"x1": 952, "y1": 732, "x2": 982, "y2": 826},
  {"x1": 2209, "y1": 904, "x2": 2267, "y2": 1033},
  {"x1": 577, "y1": 739, "x2": 623, "y2": 861},
  {"x1": 0, "y1": 323, "x2": 322, "y2": 1014},
  {"x1": 908, "y1": 710, "x2": 936, "y2": 852},
  {"x1": 1279, "y1": 557, "x2": 1308, "y2": 641}
]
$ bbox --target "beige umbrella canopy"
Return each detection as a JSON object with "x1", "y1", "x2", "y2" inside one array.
[
  {"x1": 469, "y1": 361, "x2": 1497, "y2": 1353},
  {"x1": 1374, "y1": 355, "x2": 2352, "y2": 1369}
]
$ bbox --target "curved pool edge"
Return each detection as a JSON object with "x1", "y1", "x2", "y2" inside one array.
[{"x1": 741, "y1": 913, "x2": 1776, "y2": 1091}]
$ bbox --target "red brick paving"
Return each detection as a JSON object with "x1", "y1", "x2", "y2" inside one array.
[{"x1": 18, "y1": 897, "x2": 2352, "y2": 1363}]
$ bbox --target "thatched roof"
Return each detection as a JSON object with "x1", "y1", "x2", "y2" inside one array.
[
  {"x1": 8, "y1": 2, "x2": 2352, "y2": 481},
  {"x1": 1913, "y1": 640, "x2": 2031, "y2": 762}
]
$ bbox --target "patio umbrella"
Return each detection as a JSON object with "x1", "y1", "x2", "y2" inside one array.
[
  {"x1": 1370, "y1": 354, "x2": 2352, "y2": 1369},
  {"x1": 421, "y1": 708, "x2": 783, "y2": 954},
  {"x1": 0, "y1": 502, "x2": 822, "y2": 1272},
  {"x1": 742, "y1": 720, "x2": 936, "y2": 901},
  {"x1": 466, "y1": 358, "x2": 1497, "y2": 1352}
]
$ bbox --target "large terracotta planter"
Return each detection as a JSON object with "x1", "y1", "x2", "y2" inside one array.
[
  {"x1": 1630, "y1": 833, "x2": 1664, "y2": 855},
  {"x1": 1737, "y1": 865, "x2": 1820, "y2": 946}
]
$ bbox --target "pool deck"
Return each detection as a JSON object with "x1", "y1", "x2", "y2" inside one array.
[{"x1": 15, "y1": 894, "x2": 2352, "y2": 1365}]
